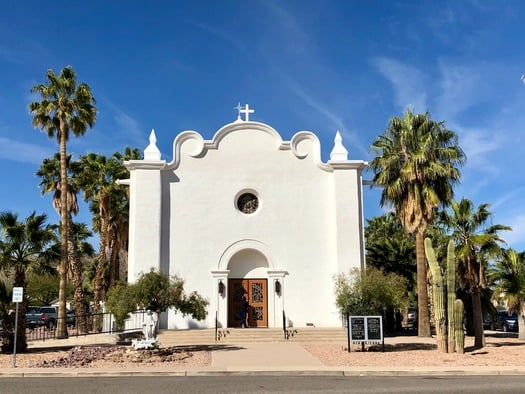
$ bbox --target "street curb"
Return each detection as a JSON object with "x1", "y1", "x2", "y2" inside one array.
[{"x1": 1, "y1": 368, "x2": 525, "y2": 378}]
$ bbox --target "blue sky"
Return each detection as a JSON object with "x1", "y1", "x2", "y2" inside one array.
[{"x1": 1, "y1": 1, "x2": 525, "y2": 251}]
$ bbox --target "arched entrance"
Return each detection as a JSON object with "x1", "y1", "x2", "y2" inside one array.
[{"x1": 227, "y1": 248, "x2": 268, "y2": 328}]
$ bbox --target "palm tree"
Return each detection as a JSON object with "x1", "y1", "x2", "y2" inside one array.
[
  {"x1": 29, "y1": 66, "x2": 97, "y2": 338},
  {"x1": 108, "y1": 147, "x2": 141, "y2": 286},
  {"x1": 36, "y1": 154, "x2": 92, "y2": 332},
  {"x1": 76, "y1": 153, "x2": 128, "y2": 320},
  {"x1": 0, "y1": 211, "x2": 57, "y2": 351},
  {"x1": 36, "y1": 153, "x2": 80, "y2": 220},
  {"x1": 64, "y1": 221, "x2": 95, "y2": 333},
  {"x1": 489, "y1": 248, "x2": 525, "y2": 340},
  {"x1": 107, "y1": 193, "x2": 129, "y2": 287},
  {"x1": 438, "y1": 198, "x2": 510, "y2": 348},
  {"x1": 369, "y1": 109, "x2": 465, "y2": 337}
]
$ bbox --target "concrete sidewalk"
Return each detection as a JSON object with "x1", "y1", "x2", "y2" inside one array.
[
  {"x1": 212, "y1": 342, "x2": 324, "y2": 369},
  {"x1": 2, "y1": 334, "x2": 525, "y2": 377}
]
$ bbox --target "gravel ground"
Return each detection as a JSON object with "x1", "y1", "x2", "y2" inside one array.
[
  {"x1": 304, "y1": 334, "x2": 525, "y2": 367},
  {"x1": 0, "y1": 333, "x2": 522, "y2": 369}
]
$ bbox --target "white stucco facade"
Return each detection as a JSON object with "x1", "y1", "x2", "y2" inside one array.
[{"x1": 124, "y1": 108, "x2": 367, "y2": 329}]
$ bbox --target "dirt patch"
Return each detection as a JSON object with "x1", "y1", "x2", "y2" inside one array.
[{"x1": 1, "y1": 344, "x2": 212, "y2": 369}]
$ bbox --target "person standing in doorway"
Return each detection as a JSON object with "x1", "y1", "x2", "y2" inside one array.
[{"x1": 240, "y1": 296, "x2": 249, "y2": 328}]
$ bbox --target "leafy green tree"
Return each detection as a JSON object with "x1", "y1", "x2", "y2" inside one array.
[
  {"x1": 105, "y1": 270, "x2": 209, "y2": 330},
  {"x1": 26, "y1": 272, "x2": 60, "y2": 306},
  {"x1": 489, "y1": 248, "x2": 525, "y2": 340},
  {"x1": 365, "y1": 213, "x2": 416, "y2": 295},
  {"x1": 438, "y1": 198, "x2": 510, "y2": 348},
  {"x1": 105, "y1": 282, "x2": 136, "y2": 330},
  {"x1": 369, "y1": 110, "x2": 465, "y2": 337},
  {"x1": 0, "y1": 211, "x2": 57, "y2": 352},
  {"x1": 334, "y1": 267, "x2": 409, "y2": 319},
  {"x1": 30, "y1": 66, "x2": 97, "y2": 338},
  {"x1": 133, "y1": 270, "x2": 208, "y2": 319}
]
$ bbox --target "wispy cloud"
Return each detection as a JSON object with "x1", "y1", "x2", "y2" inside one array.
[
  {"x1": 372, "y1": 57, "x2": 428, "y2": 113},
  {"x1": 193, "y1": 22, "x2": 250, "y2": 56},
  {"x1": 0, "y1": 137, "x2": 55, "y2": 165},
  {"x1": 454, "y1": 126, "x2": 501, "y2": 178},
  {"x1": 258, "y1": 2, "x2": 315, "y2": 58},
  {"x1": 498, "y1": 213, "x2": 525, "y2": 250},
  {"x1": 491, "y1": 188, "x2": 525, "y2": 211},
  {"x1": 277, "y1": 71, "x2": 368, "y2": 157},
  {"x1": 113, "y1": 110, "x2": 143, "y2": 144},
  {"x1": 252, "y1": 2, "x2": 367, "y2": 156},
  {"x1": 99, "y1": 98, "x2": 145, "y2": 147}
]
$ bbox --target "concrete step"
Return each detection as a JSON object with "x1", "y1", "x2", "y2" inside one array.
[{"x1": 156, "y1": 327, "x2": 348, "y2": 346}]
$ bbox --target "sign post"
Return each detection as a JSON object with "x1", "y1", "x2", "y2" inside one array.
[{"x1": 12, "y1": 287, "x2": 23, "y2": 368}]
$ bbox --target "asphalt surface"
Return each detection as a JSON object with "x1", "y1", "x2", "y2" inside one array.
[{"x1": 3, "y1": 376, "x2": 525, "y2": 394}]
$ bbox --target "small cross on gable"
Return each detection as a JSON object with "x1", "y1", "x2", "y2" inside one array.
[{"x1": 235, "y1": 103, "x2": 255, "y2": 122}]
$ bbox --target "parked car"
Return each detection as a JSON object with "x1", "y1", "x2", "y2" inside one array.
[
  {"x1": 498, "y1": 311, "x2": 519, "y2": 332},
  {"x1": 38, "y1": 306, "x2": 59, "y2": 329},
  {"x1": 26, "y1": 306, "x2": 43, "y2": 329},
  {"x1": 402, "y1": 307, "x2": 418, "y2": 331}
]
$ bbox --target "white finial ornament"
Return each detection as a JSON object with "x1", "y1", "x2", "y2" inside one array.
[
  {"x1": 330, "y1": 131, "x2": 348, "y2": 161},
  {"x1": 144, "y1": 129, "x2": 161, "y2": 160}
]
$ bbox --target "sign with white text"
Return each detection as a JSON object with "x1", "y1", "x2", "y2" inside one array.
[
  {"x1": 12, "y1": 287, "x2": 23, "y2": 303},
  {"x1": 349, "y1": 315, "x2": 383, "y2": 343}
]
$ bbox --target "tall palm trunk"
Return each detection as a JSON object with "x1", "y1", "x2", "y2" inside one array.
[
  {"x1": 93, "y1": 211, "x2": 109, "y2": 332},
  {"x1": 57, "y1": 129, "x2": 68, "y2": 339},
  {"x1": 93, "y1": 247, "x2": 107, "y2": 332},
  {"x1": 109, "y1": 233, "x2": 121, "y2": 288},
  {"x1": 66, "y1": 217, "x2": 88, "y2": 334},
  {"x1": 471, "y1": 286, "x2": 485, "y2": 349},
  {"x1": 416, "y1": 230, "x2": 431, "y2": 337}
]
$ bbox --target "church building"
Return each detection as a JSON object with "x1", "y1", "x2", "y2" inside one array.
[{"x1": 124, "y1": 105, "x2": 367, "y2": 329}]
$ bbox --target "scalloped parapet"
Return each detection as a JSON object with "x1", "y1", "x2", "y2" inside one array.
[{"x1": 167, "y1": 121, "x2": 342, "y2": 171}]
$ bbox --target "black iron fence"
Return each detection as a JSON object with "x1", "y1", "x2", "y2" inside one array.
[{"x1": 25, "y1": 310, "x2": 149, "y2": 342}]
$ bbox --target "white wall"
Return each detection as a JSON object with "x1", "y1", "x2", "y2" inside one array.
[{"x1": 127, "y1": 121, "x2": 366, "y2": 329}]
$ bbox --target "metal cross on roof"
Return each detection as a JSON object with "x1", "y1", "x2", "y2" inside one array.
[{"x1": 234, "y1": 103, "x2": 254, "y2": 122}]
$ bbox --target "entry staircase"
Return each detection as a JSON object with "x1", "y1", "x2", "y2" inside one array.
[{"x1": 156, "y1": 327, "x2": 347, "y2": 346}]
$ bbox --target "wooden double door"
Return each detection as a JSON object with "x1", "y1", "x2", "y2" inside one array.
[{"x1": 228, "y1": 279, "x2": 268, "y2": 328}]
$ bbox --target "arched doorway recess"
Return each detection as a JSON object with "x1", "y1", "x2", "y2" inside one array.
[{"x1": 227, "y1": 248, "x2": 268, "y2": 327}]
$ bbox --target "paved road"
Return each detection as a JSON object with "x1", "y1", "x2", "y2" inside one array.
[{"x1": 3, "y1": 375, "x2": 525, "y2": 394}]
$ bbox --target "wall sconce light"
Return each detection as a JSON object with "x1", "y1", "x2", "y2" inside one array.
[
  {"x1": 275, "y1": 280, "x2": 281, "y2": 296},
  {"x1": 218, "y1": 280, "x2": 225, "y2": 296}
]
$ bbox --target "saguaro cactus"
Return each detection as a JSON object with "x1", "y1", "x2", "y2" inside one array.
[
  {"x1": 454, "y1": 299, "x2": 465, "y2": 354},
  {"x1": 424, "y1": 238, "x2": 464, "y2": 353},
  {"x1": 425, "y1": 238, "x2": 447, "y2": 352},
  {"x1": 446, "y1": 241, "x2": 456, "y2": 353}
]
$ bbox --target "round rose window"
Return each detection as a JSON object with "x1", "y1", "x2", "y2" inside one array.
[{"x1": 237, "y1": 192, "x2": 259, "y2": 214}]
